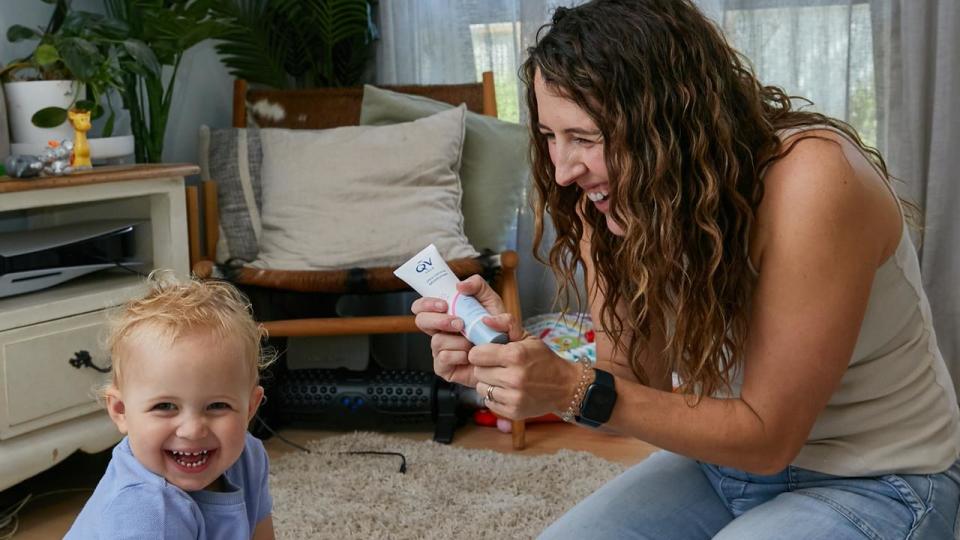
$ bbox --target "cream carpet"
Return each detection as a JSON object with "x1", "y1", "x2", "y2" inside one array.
[{"x1": 269, "y1": 432, "x2": 628, "y2": 539}]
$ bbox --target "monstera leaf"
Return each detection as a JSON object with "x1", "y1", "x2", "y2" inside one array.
[{"x1": 212, "y1": 0, "x2": 376, "y2": 89}]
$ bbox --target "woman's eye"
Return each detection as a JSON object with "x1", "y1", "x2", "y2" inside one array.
[
  {"x1": 540, "y1": 132, "x2": 555, "y2": 140},
  {"x1": 151, "y1": 403, "x2": 176, "y2": 412},
  {"x1": 208, "y1": 402, "x2": 232, "y2": 411}
]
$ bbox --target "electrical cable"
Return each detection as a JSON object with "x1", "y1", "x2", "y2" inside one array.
[
  {"x1": 253, "y1": 414, "x2": 407, "y2": 474},
  {"x1": 0, "y1": 488, "x2": 93, "y2": 540}
]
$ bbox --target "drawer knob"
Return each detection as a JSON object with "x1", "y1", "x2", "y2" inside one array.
[{"x1": 68, "y1": 350, "x2": 112, "y2": 373}]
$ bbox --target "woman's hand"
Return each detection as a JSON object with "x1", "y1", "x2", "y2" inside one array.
[
  {"x1": 412, "y1": 275, "x2": 523, "y2": 387},
  {"x1": 469, "y1": 337, "x2": 580, "y2": 421}
]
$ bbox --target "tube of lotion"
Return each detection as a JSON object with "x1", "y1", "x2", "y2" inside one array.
[{"x1": 395, "y1": 244, "x2": 509, "y2": 345}]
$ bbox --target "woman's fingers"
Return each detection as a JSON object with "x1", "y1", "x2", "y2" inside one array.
[
  {"x1": 411, "y1": 296, "x2": 447, "y2": 315},
  {"x1": 430, "y1": 332, "x2": 472, "y2": 357},
  {"x1": 415, "y1": 311, "x2": 464, "y2": 336},
  {"x1": 457, "y1": 275, "x2": 506, "y2": 315},
  {"x1": 476, "y1": 380, "x2": 521, "y2": 420},
  {"x1": 481, "y1": 312, "x2": 527, "y2": 342}
]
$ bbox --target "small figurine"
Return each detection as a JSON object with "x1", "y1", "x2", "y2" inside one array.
[
  {"x1": 3, "y1": 154, "x2": 43, "y2": 178},
  {"x1": 67, "y1": 108, "x2": 92, "y2": 170},
  {"x1": 39, "y1": 139, "x2": 74, "y2": 176}
]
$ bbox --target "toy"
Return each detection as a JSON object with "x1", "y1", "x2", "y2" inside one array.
[
  {"x1": 3, "y1": 154, "x2": 44, "y2": 178},
  {"x1": 67, "y1": 109, "x2": 92, "y2": 169},
  {"x1": 38, "y1": 140, "x2": 74, "y2": 176}
]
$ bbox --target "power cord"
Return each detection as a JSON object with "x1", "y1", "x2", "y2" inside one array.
[
  {"x1": 105, "y1": 259, "x2": 149, "y2": 278},
  {"x1": 253, "y1": 414, "x2": 407, "y2": 474},
  {"x1": 0, "y1": 489, "x2": 93, "y2": 540}
]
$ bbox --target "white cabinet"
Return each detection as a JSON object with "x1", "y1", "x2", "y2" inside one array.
[{"x1": 0, "y1": 164, "x2": 196, "y2": 491}]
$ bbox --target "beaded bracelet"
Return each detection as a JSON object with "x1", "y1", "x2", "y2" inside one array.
[{"x1": 559, "y1": 355, "x2": 595, "y2": 423}]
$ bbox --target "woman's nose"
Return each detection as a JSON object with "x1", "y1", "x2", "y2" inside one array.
[{"x1": 554, "y1": 150, "x2": 586, "y2": 187}]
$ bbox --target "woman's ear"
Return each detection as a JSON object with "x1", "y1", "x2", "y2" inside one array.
[
  {"x1": 248, "y1": 385, "x2": 265, "y2": 422},
  {"x1": 105, "y1": 386, "x2": 128, "y2": 434}
]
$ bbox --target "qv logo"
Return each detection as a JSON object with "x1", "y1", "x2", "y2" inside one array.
[{"x1": 415, "y1": 257, "x2": 433, "y2": 273}]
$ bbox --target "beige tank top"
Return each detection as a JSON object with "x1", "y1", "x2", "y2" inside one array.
[{"x1": 733, "y1": 126, "x2": 960, "y2": 476}]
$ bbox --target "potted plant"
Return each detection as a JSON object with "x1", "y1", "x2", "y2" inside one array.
[
  {"x1": 210, "y1": 0, "x2": 377, "y2": 89},
  {"x1": 1, "y1": 0, "x2": 132, "y2": 146},
  {"x1": 102, "y1": 0, "x2": 224, "y2": 163}
]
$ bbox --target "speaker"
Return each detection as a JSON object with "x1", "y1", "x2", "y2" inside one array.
[{"x1": 273, "y1": 367, "x2": 465, "y2": 443}]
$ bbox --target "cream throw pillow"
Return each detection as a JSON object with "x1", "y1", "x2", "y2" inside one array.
[{"x1": 252, "y1": 105, "x2": 479, "y2": 270}]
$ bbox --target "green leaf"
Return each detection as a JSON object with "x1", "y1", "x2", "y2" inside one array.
[
  {"x1": 59, "y1": 37, "x2": 103, "y2": 81},
  {"x1": 7, "y1": 25, "x2": 40, "y2": 43},
  {"x1": 121, "y1": 40, "x2": 161, "y2": 76},
  {"x1": 101, "y1": 109, "x2": 116, "y2": 138},
  {"x1": 34, "y1": 44, "x2": 62, "y2": 67},
  {"x1": 31, "y1": 106, "x2": 69, "y2": 128},
  {"x1": 73, "y1": 100, "x2": 103, "y2": 119}
]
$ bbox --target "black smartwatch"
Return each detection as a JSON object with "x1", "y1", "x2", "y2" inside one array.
[{"x1": 575, "y1": 368, "x2": 617, "y2": 427}]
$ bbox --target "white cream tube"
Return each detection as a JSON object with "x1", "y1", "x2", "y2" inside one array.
[{"x1": 395, "y1": 244, "x2": 508, "y2": 345}]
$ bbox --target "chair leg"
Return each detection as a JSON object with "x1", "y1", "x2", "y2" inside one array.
[
  {"x1": 497, "y1": 250, "x2": 526, "y2": 451},
  {"x1": 511, "y1": 419, "x2": 526, "y2": 450}
]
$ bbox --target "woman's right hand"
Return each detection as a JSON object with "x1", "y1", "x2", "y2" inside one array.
[{"x1": 411, "y1": 275, "x2": 515, "y2": 387}]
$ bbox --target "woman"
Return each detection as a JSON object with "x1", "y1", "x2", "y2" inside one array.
[{"x1": 413, "y1": 0, "x2": 960, "y2": 537}]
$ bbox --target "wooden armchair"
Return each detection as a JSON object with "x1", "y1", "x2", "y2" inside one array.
[{"x1": 186, "y1": 72, "x2": 526, "y2": 449}]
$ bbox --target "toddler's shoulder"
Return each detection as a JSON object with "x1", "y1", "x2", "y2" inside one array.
[{"x1": 107, "y1": 483, "x2": 199, "y2": 535}]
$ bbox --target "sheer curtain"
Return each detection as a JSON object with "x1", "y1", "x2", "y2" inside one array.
[
  {"x1": 706, "y1": 0, "x2": 960, "y2": 394},
  {"x1": 376, "y1": 1, "x2": 960, "y2": 393}
]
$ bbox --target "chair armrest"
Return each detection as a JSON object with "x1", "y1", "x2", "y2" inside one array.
[{"x1": 199, "y1": 257, "x2": 490, "y2": 294}]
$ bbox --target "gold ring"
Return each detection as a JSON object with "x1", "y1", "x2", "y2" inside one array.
[{"x1": 486, "y1": 384, "x2": 497, "y2": 404}]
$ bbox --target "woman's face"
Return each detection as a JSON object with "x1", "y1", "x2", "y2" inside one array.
[{"x1": 534, "y1": 70, "x2": 623, "y2": 236}]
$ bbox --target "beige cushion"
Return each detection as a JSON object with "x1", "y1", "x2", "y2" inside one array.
[
  {"x1": 360, "y1": 85, "x2": 529, "y2": 253},
  {"x1": 253, "y1": 105, "x2": 479, "y2": 270}
]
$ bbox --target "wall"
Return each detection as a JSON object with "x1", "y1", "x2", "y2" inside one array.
[{"x1": 0, "y1": 1, "x2": 233, "y2": 165}]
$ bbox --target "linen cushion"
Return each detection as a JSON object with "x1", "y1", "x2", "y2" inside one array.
[
  {"x1": 252, "y1": 105, "x2": 478, "y2": 270},
  {"x1": 198, "y1": 125, "x2": 264, "y2": 263},
  {"x1": 359, "y1": 85, "x2": 529, "y2": 253}
]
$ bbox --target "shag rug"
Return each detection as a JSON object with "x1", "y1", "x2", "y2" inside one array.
[{"x1": 269, "y1": 432, "x2": 628, "y2": 539}]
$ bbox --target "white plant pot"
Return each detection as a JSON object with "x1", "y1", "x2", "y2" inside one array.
[
  {"x1": 0, "y1": 84, "x2": 9, "y2": 158},
  {"x1": 3, "y1": 80, "x2": 83, "y2": 145}
]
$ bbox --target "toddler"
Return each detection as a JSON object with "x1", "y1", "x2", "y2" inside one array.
[{"x1": 66, "y1": 273, "x2": 275, "y2": 539}]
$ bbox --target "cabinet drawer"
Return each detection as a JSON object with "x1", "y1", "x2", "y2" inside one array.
[{"x1": 0, "y1": 311, "x2": 111, "y2": 440}]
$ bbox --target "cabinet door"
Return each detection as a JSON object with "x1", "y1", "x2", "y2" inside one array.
[{"x1": 0, "y1": 310, "x2": 110, "y2": 439}]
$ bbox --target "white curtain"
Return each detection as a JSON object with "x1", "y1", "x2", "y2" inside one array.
[
  {"x1": 376, "y1": 0, "x2": 580, "y2": 122},
  {"x1": 376, "y1": 1, "x2": 960, "y2": 393},
  {"x1": 869, "y1": 0, "x2": 960, "y2": 394}
]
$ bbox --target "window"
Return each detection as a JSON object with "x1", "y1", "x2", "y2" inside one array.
[{"x1": 720, "y1": 2, "x2": 876, "y2": 146}]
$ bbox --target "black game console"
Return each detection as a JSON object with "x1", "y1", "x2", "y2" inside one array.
[{"x1": 274, "y1": 367, "x2": 464, "y2": 443}]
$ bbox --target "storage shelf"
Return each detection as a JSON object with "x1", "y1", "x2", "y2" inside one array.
[{"x1": 0, "y1": 272, "x2": 146, "y2": 331}]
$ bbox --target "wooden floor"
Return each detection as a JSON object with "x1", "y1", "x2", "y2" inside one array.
[{"x1": 2, "y1": 422, "x2": 657, "y2": 539}]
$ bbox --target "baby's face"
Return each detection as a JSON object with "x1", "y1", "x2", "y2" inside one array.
[{"x1": 109, "y1": 330, "x2": 262, "y2": 492}]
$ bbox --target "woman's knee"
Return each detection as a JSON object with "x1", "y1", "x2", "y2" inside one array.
[{"x1": 539, "y1": 452, "x2": 730, "y2": 539}]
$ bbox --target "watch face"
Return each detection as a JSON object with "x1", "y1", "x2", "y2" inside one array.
[{"x1": 581, "y1": 383, "x2": 617, "y2": 422}]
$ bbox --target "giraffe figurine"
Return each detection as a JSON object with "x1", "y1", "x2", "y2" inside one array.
[{"x1": 67, "y1": 109, "x2": 92, "y2": 170}]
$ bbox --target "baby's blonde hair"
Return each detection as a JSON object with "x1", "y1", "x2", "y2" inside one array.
[{"x1": 104, "y1": 271, "x2": 271, "y2": 392}]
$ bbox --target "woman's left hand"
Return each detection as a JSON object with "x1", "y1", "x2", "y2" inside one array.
[{"x1": 469, "y1": 336, "x2": 580, "y2": 420}]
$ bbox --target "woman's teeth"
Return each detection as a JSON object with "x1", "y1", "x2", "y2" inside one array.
[{"x1": 587, "y1": 191, "x2": 608, "y2": 202}]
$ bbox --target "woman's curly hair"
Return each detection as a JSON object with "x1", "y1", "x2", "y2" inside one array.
[{"x1": 522, "y1": 0, "x2": 896, "y2": 398}]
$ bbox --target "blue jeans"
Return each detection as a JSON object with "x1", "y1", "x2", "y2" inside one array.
[{"x1": 539, "y1": 451, "x2": 960, "y2": 539}]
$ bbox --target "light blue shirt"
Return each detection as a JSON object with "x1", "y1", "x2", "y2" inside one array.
[{"x1": 65, "y1": 432, "x2": 272, "y2": 539}]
